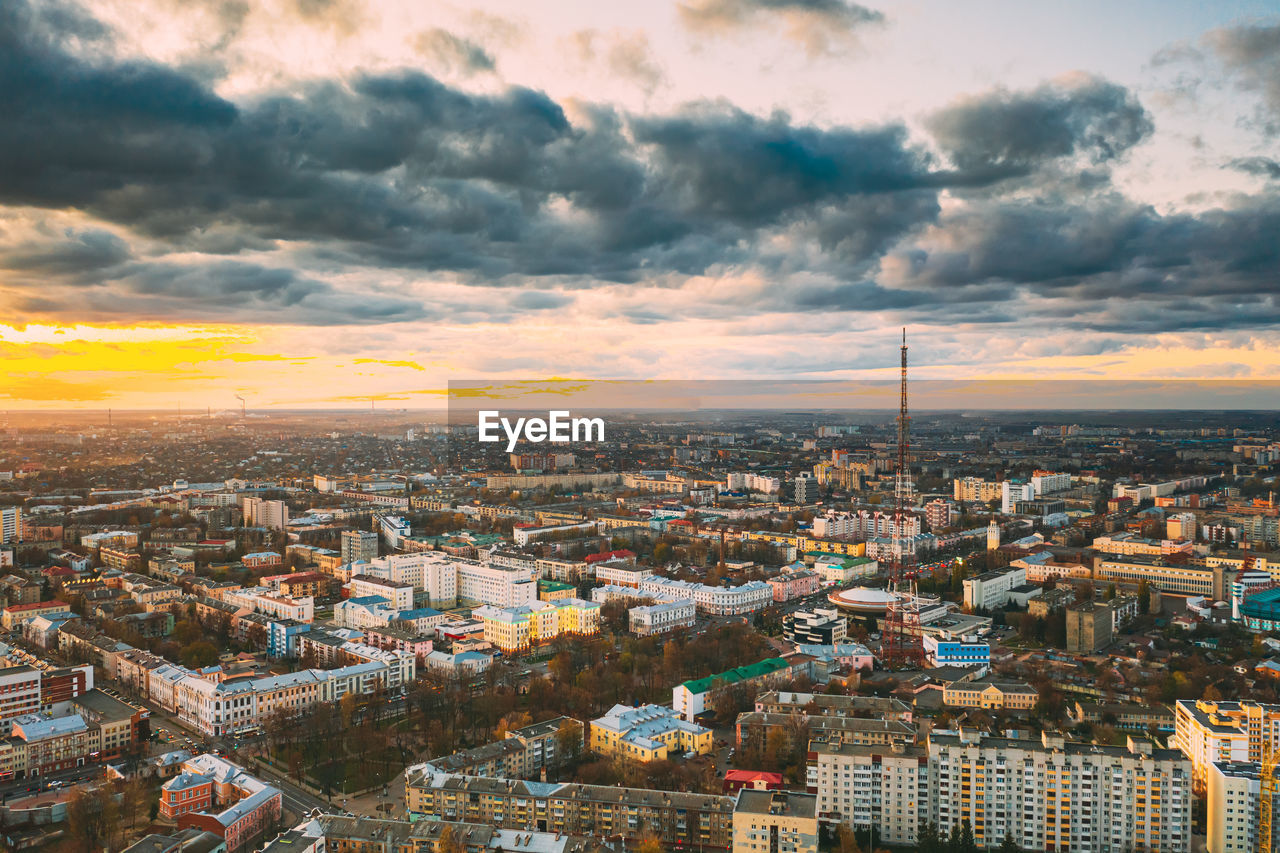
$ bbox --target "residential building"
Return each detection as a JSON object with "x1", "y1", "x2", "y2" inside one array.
[
  {"x1": 1175, "y1": 699, "x2": 1280, "y2": 792},
  {"x1": 1066, "y1": 600, "x2": 1113, "y2": 653},
  {"x1": 1001, "y1": 481, "x2": 1036, "y2": 514},
  {"x1": 767, "y1": 570, "x2": 820, "y2": 602},
  {"x1": 733, "y1": 790, "x2": 819, "y2": 853},
  {"x1": 928, "y1": 730, "x2": 1191, "y2": 853},
  {"x1": 806, "y1": 737, "x2": 927, "y2": 846},
  {"x1": 242, "y1": 498, "x2": 289, "y2": 530},
  {"x1": 404, "y1": 767, "x2": 735, "y2": 849},
  {"x1": 340, "y1": 530, "x2": 378, "y2": 565},
  {"x1": 1207, "y1": 761, "x2": 1272, "y2": 853},
  {"x1": 954, "y1": 478, "x2": 1003, "y2": 504}
]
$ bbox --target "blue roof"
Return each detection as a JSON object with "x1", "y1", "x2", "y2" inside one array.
[
  {"x1": 344, "y1": 595, "x2": 390, "y2": 606},
  {"x1": 397, "y1": 607, "x2": 442, "y2": 619}
]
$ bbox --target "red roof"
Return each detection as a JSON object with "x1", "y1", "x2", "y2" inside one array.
[
  {"x1": 585, "y1": 549, "x2": 636, "y2": 564},
  {"x1": 724, "y1": 770, "x2": 784, "y2": 783},
  {"x1": 6, "y1": 599, "x2": 69, "y2": 612}
]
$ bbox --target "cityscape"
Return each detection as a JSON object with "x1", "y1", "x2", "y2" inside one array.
[{"x1": 3, "y1": 1, "x2": 1280, "y2": 853}]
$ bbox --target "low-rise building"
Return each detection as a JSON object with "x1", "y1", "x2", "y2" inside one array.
[
  {"x1": 589, "y1": 704, "x2": 713, "y2": 762},
  {"x1": 160, "y1": 754, "x2": 282, "y2": 852},
  {"x1": 942, "y1": 679, "x2": 1037, "y2": 710}
]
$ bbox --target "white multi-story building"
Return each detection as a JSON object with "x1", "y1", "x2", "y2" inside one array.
[
  {"x1": 1031, "y1": 471, "x2": 1072, "y2": 495},
  {"x1": 348, "y1": 574, "x2": 414, "y2": 610},
  {"x1": 1167, "y1": 512, "x2": 1199, "y2": 542},
  {"x1": 378, "y1": 515, "x2": 411, "y2": 549},
  {"x1": 1001, "y1": 481, "x2": 1036, "y2": 514},
  {"x1": 728, "y1": 472, "x2": 781, "y2": 494},
  {"x1": 172, "y1": 660, "x2": 402, "y2": 737},
  {"x1": 221, "y1": 586, "x2": 314, "y2": 622},
  {"x1": 1207, "y1": 761, "x2": 1268, "y2": 853},
  {"x1": 812, "y1": 510, "x2": 922, "y2": 541},
  {"x1": 638, "y1": 577, "x2": 772, "y2": 616},
  {"x1": 629, "y1": 598, "x2": 696, "y2": 636},
  {"x1": 457, "y1": 561, "x2": 538, "y2": 607},
  {"x1": 928, "y1": 730, "x2": 1191, "y2": 853},
  {"x1": 962, "y1": 566, "x2": 1027, "y2": 611},
  {"x1": 808, "y1": 739, "x2": 927, "y2": 847},
  {"x1": 242, "y1": 497, "x2": 289, "y2": 529}
]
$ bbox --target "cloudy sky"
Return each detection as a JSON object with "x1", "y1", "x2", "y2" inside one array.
[{"x1": 2, "y1": 0, "x2": 1280, "y2": 410}]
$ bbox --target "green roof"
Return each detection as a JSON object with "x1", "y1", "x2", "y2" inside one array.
[
  {"x1": 538, "y1": 580, "x2": 575, "y2": 592},
  {"x1": 807, "y1": 552, "x2": 873, "y2": 566},
  {"x1": 680, "y1": 657, "x2": 790, "y2": 695}
]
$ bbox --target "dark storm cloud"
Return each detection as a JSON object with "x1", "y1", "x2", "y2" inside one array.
[
  {"x1": 2, "y1": 0, "x2": 1278, "y2": 338},
  {"x1": 0, "y1": 229, "x2": 132, "y2": 278},
  {"x1": 1229, "y1": 156, "x2": 1280, "y2": 179},
  {"x1": 414, "y1": 28, "x2": 496, "y2": 75},
  {"x1": 880, "y1": 192, "x2": 1280, "y2": 330},
  {"x1": 5, "y1": 259, "x2": 427, "y2": 325},
  {"x1": 0, "y1": 0, "x2": 944, "y2": 293},
  {"x1": 926, "y1": 76, "x2": 1153, "y2": 174}
]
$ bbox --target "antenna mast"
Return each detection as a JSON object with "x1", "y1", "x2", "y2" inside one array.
[{"x1": 881, "y1": 328, "x2": 924, "y2": 668}]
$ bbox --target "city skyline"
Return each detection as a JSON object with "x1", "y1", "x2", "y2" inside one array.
[{"x1": 2, "y1": 0, "x2": 1280, "y2": 409}]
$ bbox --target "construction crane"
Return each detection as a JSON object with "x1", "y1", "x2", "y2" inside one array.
[{"x1": 1261, "y1": 740, "x2": 1276, "y2": 853}]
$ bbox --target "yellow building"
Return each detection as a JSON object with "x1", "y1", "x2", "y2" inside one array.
[
  {"x1": 589, "y1": 703, "x2": 713, "y2": 762},
  {"x1": 942, "y1": 679, "x2": 1038, "y2": 710},
  {"x1": 474, "y1": 599, "x2": 600, "y2": 653},
  {"x1": 742, "y1": 531, "x2": 866, "y2": 558},
  {"x1": 733, "y1": 790, "x2": 818, "y2": 853}
]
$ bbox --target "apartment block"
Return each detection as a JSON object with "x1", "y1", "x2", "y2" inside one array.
[
  {"x1": 929, "y1": 730, "x2": 1191, "y2": 853},
  {"x1": 405, "y1": 768, "x2": 735, "y2": 849},
  {"x1": 734, "y1": 790, "x2": 819, "y2": 853},
  {"x1": 1174, "y1": 699, "x2": 1278, "y2": 793},
  {"x1": 806, "y1": 738, "x2": 928, "y2": 847}
]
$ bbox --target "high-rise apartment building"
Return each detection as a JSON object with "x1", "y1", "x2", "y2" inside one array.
[
  {"x1": 341, "y1": 530, "x2": 379, "y2": 565},
  {"x1": 954, "y1": 478, "x2": 1002, "y2": 504},
  {"x1": 242, "y1": 497, "x2": 289, "y2": 530},
  {"x1": 928, "y1": 730, "x2": 1191, "y2": 853},
  {"x1": 0, "y1": 507, "x2": 19, "y2": 543},
  {"x1": 1174, "y1": 699, "x2": 1280, "y2": 793}
]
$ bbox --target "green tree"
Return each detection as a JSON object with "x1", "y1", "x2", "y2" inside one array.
[{"x1": 998, "y1": 831, "x2": 1022, "y2": 853}]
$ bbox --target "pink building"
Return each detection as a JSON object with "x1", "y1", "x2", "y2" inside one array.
[
  {"x1": 766, "y1": 569, "x2": 819, "y2": 602},
  {"x1": 364, "y1": 626, "x2": 434, "y2": 660}
]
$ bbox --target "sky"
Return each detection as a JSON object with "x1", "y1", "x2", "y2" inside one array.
[{"x1": 2, "y1": 0, "x2": 1280, "y2": 410}]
